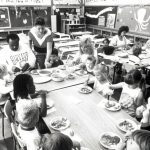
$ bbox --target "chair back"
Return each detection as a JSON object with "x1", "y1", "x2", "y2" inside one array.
[
  {"x1": 11, "y1": 123, "x2": 27, "y2": 150},
  {"x1": 4, "y1": 100, "x2": 14, "y2": 121}
]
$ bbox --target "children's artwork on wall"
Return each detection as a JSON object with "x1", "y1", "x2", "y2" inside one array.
[
  {"x1": 0, "y1": 7, "x2": 11, "y2": 28},
  {"x1": 98, "y1": 16, "x2": 105, "y2": 26},
  {"x1": 85, "y1": 6, "x2": 117, "y2": 26},
  {"x1": 106, "y1": 14, "x2": 116, "y2": 28},
  {"x1": 116, "y1": 6, "x2": 150, "y2": 34}
]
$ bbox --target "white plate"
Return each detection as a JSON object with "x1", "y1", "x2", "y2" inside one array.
[
  {"x1": 105, "y1": 101, "x2": 121, "y2": 112},
  {"x1": 79, "y1": 86, "x2": 92, "y2": 94},
  {"x1": 50, "y1": 116, "x2": 70, "y2": 131},
  {"x1": 58, "y1": 65, "x2": 66, "y2": 70},
  {"x1": 38, "y1": 69, "x2": 52, "y2": 77},
  {"x1": 34, "y1": 76, "x2": 51, "y2": 84},
  {"x1": 99, "y1": 132, "x2": 122, "y2": 150},
  {"x1": 30, "y1": 69, "x2": 39, "y2": 75},
  {"x1": 51, "y1": 73, "x2": 64, "y2": 82},
  {"x1": 117, "y1": 119, "x2": 138, "y2": 133},
  {"x1": 75, "y1": 70, "x2": 87, "y2": 76},
  {"x1": 47, "y1": 100, "x2": 54, "y2": 109}
]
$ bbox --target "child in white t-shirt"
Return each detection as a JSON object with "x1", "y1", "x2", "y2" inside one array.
[{"x1": 109, "y1": 69, "x2": 144, "y2": 117}]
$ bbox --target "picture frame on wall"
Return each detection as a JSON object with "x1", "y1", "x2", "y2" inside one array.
[
  {"x1": 0, "y1": 7, "x2": 11, "y2": 28},
  {"x1": 106, "y1": 13, "x2": 116, "y2": 28},
  {"x1": 98, "y1": 16, "x2": 105, "y2": 26}
]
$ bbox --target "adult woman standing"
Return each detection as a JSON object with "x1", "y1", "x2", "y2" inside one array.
[
  {"x1": 29, "y1": 17, "x2": 53, "y2": 69},
  {"x1": 110, "y1": 26, "x2": 129, "y2": 49}
]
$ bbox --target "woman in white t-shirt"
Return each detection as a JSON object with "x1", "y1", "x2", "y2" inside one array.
[{"x1": 110, "y1": 26, "x2": 129, "y2": 49}]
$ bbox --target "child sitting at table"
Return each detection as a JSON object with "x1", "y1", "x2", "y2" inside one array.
[
  {"x1": 109, "y1": 69, "x2": 145, "y2": 117},
  {"x1": 72, "y1": 37, "x2": 98, "y2": 65},
  {"x1": 7, "y1": 74, "x2": 50, "y2": 135},
  {"x1": 41, "y1": 133, "x2": 80, "y2": 150},
  {"x1": 47, "y1": 48, "x2": 63, "y2": 68},
  {"x1": 0, "y1": 63, "x2": 13, "y2": 103},
  {"x1": 16, "y1": 100, "x2": 42, "y2": 150},
  {"x1": 116, "y1": 130, "x2": 150, "y2": 150}
]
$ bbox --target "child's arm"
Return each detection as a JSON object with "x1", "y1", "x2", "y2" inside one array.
[
  {"x1": 39, "y1": 92, "x2": 47, "y2": 117},
  {"x1": 109, "y1": 82, "x2": 124, "y2": 90},
  {"x1": 135, "y1": 90, "x2": 144, "y2": 107},
  {"x1": 0, "y1": 85, "x2": 13, "y2": 95}
]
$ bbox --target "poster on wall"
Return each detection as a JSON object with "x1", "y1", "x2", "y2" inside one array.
[
  {"x1": 106, "y1": 14, "x2": 116, "y2": 28},
  {"x1": 85, "y1": 6, "x2": 117, "y2": 27},
  {"x1": 9, "y1": 7, "x2": 32, "y2": 27},
  {"x1": 0, "y1": 7, "x2": 11, "y2": 28},
  {"x1": 32, "y1": 7, "x2": 51, "y2": 27},
  {"x1": 53, "y1": 0, "x2": 81, "y2": 5},
  {"x1": 98, "y1": 16, "x2": 105, "y2": 26},
  {"x1": 116, "y1": 6, "x2": 150, "y2": 34}
]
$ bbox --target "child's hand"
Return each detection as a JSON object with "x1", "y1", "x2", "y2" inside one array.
[
  {"x1": 45, "y1": 61, "x2": 52, "y2": 68},
  {"x1": 12, "y1": 66, "x2": 21, "y2": 73},
  {"x1": 72, "y1": 140, "x2": 81, "y2": 150},
  {"x1": 116, "y1": 141, "x2": 126, "y2": 150}
]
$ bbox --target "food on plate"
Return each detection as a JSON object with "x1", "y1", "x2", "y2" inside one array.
[
  {"x1": 67, "y1": 74, "x2": 75, "y2": 79},
  {"x1": 105, "y1": 102, "x2": 115, "y2": 108},
  {"x1": 80, "y1": 86, "x2": 92, "y2": 94},
  {"x1": 100, "y1": 133, "x2": 121, "y2": 149},
  {"x1": 51, "y1": 73, "x2": 64, "y2": 82},
  {"x1": 118, "y1": 119, "x2": 136, "y2": 132},
  {"x1": 76, "y1": 70, "x2": 87, "y2": 76},
  {"x1": 38, "y1": 69, "x2": 51, "y2": 76},
  {"x1": 50, "y1": 117, "x2": 69, "y2": 130},
  {"x1": 105, "y1": 101, "x2": 121, "y2": 111},
  {"x1": 58, "y1": 65, "x2": 66, "y2": 70}
]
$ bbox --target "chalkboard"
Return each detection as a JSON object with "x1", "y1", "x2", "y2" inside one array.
[
  {"x1": 9, "y1": 7, "x2": 32, "y2": 27},
  {"x1": 85, "y1": 6, "x2": 118, "y2": 28},
  {"x1": 116, "y1": 6, "x2": 150, "y2": 35},
  {"x1": 32, "y1": 7, "x2": 51, "y2": 27},
  {"x1": 0, "y1": 7, "x2": 11, "y2": 28}
]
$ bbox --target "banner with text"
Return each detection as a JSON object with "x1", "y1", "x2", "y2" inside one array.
[{"x1": 0, "y1": 0, "x2": 51, "y2": 6}]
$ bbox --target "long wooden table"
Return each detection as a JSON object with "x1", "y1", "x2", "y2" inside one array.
[{"x1": 43, "y1": 84, "x2": 139, "y2": 150}]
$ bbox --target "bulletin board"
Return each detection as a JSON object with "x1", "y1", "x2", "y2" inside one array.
[
  {"x1": 85, "y1": 6, "x2": 118, "y2": 28},
  {"x1": 0, "y1": 7, "x2": 11, "y2": 28},
  {"x1": 32, "y1": 7, "x2": 51, "y2": 27},
  {"x1": 9, "y1": 7, "x2": 32, "y2": 27},
  {"x1": 115, "y1": 6, "x2": 150, "y2": 35}
]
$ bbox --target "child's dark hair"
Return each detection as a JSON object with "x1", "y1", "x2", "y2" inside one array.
[
  {"x1": 86, "y1": 56, "x2": 96, "y2": 65},
  {"x1": 51, "y1": 48, "x2": 58, "y2": 56},
  {"x1": 124, "y1": 69, "x2": 145, "y2": 91},
  {"x1": 6, "y1": 34, "x2": 19, "y2": 43},
  {"x1": 35, "y1": 17, "x2": 45, "y2": 26},
  {"x1": 102, "y1": 46, "x2": 115, "y2": 55},
  {"x1": 13, "y1": 74, "x2": 33, "y2": 100},
  {"x1": 42, "y1": 133, "x2": 73, "y2": 150},
  {"x1": 118, "y1": 26, "x2": 129, "y2": 36},
  {"x1": 132, "y1": 45, "x2": 142, "y2": 57},
  {"x1": 103, "y1": 38, "x2": 110, "y2": 44}
]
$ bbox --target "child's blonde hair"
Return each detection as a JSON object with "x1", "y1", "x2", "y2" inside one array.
[
  {"x1": 79, "y1": 37, "x2": 94, "y2": 55},
  {"x1": 0, "y1": 64, "x2": 8, "y2": 77}
]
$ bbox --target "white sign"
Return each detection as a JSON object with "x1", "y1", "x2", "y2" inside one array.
[
  {"x1": 85, "y1": 0, "x2": 150, "y2": 6},
  {"x1": 0, "y1": 0, "x2": 51, "y2": 6},
  {"x1": 53, "y1": 0, "x2": 81, "y2": 5}
]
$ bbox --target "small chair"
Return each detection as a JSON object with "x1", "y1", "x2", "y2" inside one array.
[
  {"x1": 11, "y1": 123, "x2": 26, "y2": 150},
  {"x1": 0, "y1": 100, "x2": 6, "y2": 138}
]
